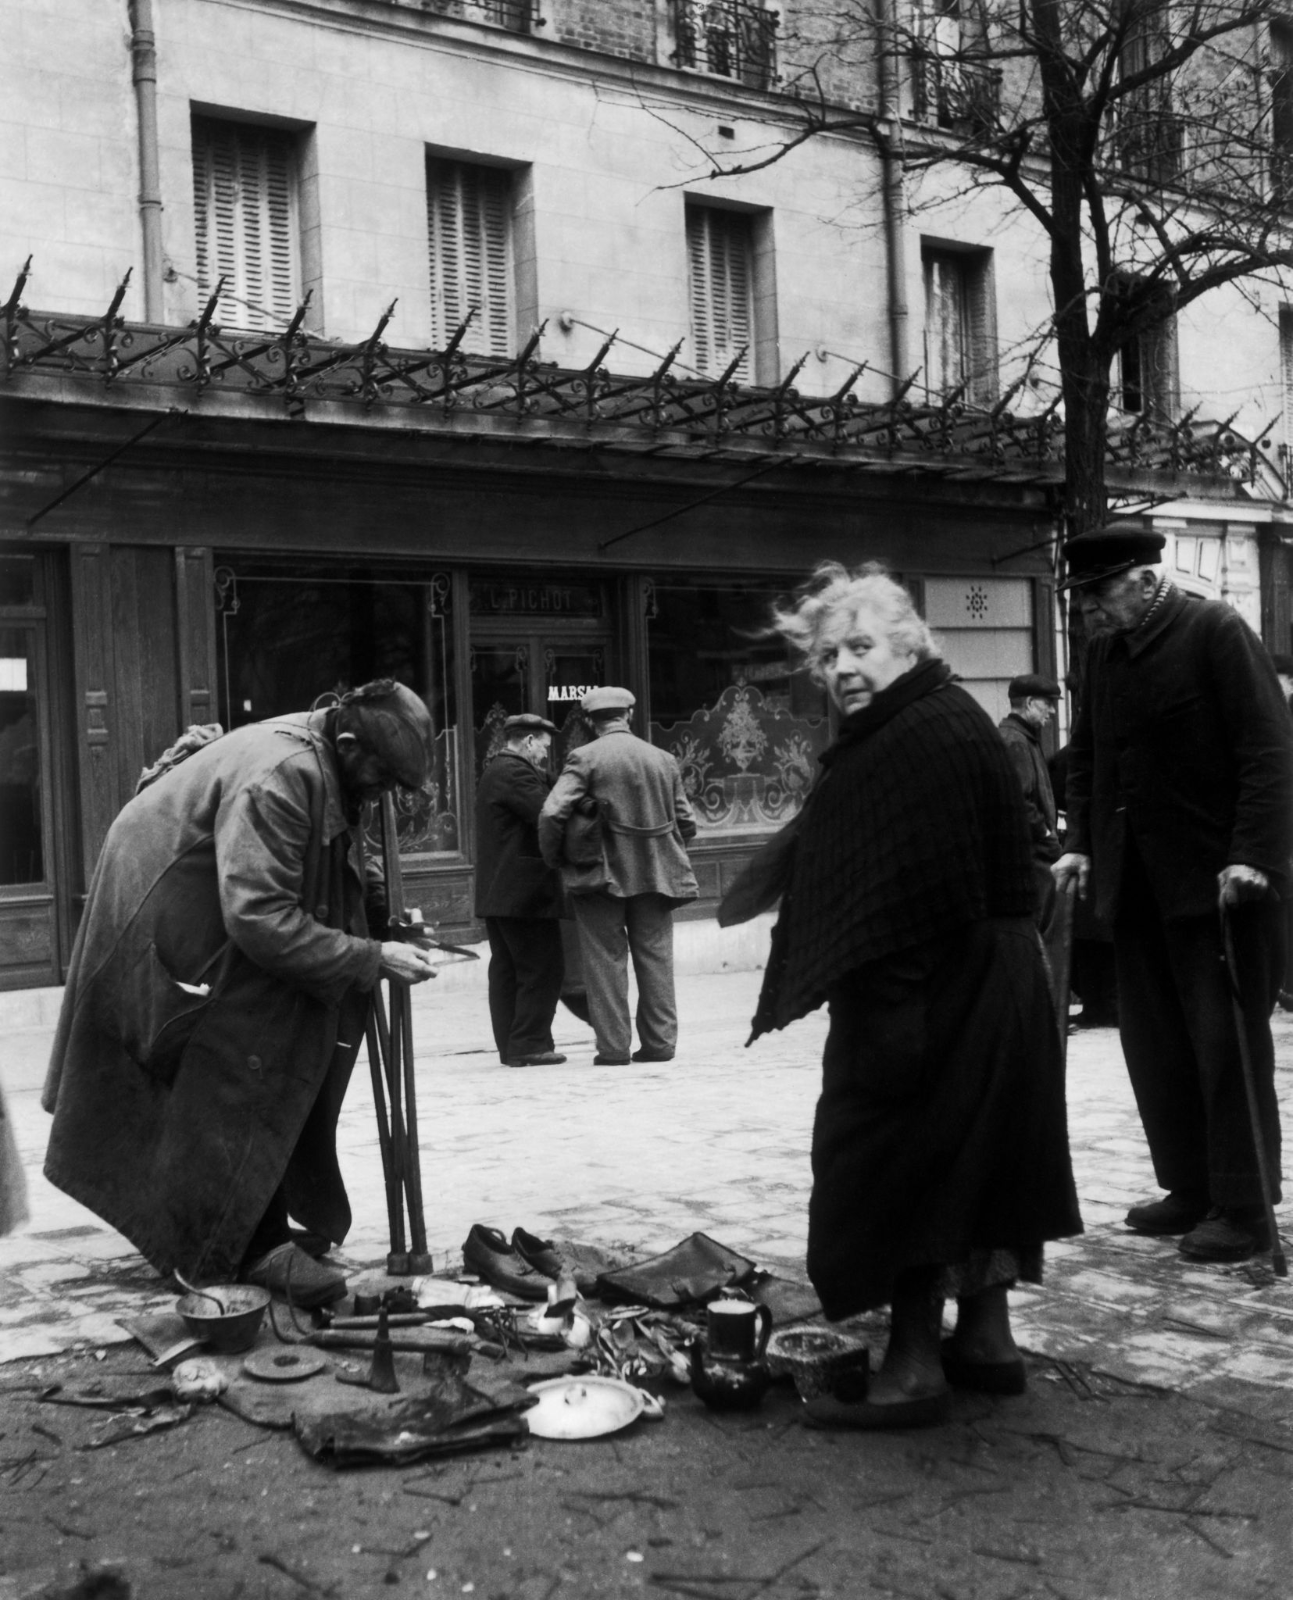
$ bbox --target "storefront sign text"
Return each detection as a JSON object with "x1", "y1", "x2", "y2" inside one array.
[{"x1": 469, "y1": 582, "x2": 603, "y2": 616}]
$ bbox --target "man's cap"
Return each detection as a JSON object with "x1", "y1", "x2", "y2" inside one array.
[
  {"x1": 1008, "y1": 673, "x2": 1062, "y2": 702},
  {"x1": 581, "y1": 686, "x2": 636, "y2": 715},
  {"x1": 343, "y1": 681, "x2": 433, "y2": 789},
  {"x1": 503, "y1": 713, "x2": 556, "y2": 736},
  {"x1": 1058, "y1": 521, "x2": 1166, "y2": 592}
]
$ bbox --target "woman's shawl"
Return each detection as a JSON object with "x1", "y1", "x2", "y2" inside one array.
[{"x1": 750, "y1": 659, "x2": 1036, "y2": 1038}]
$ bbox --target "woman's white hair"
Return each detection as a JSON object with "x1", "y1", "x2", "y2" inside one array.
[{"x1": 771, "y1": 561, "x2": 939, "y2": 678}]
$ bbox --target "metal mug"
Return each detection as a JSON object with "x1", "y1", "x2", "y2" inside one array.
[{"x1": 705, "y1": 1297, "x2": 772, "y2": 1364}]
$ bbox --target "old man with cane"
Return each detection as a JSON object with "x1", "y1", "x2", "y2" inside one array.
[
  {"x1": 1054, "y1": 524, "x2": 1293, "y2": 1266},
  {"x1": 42, "y1": 680, "x2": 440, "y2": 1306}
]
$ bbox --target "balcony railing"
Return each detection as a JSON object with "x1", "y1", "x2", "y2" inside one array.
[
  {"x1": 1113, "y1": 103, "x2": 1186, "y2": 185},
  {"x1": 414, "y1": 0, "x2": 537, "y2": 34},
  {"x1": 910, "y1": 48, "x2": 1002, "y2": 137},
  {"x1": 671, "y1": 1, "x2": 779, "y2": 92}
]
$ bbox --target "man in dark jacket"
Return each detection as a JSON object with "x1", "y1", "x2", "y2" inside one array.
[
  {"x1": 1055, "y1": 524, "x2": 1293, "y2": 1263},
  {"x1": 42, "y1": 681, "x2": 439, "y2": 1303},
  {"x1": 474, "y1": 714, "x2": 567, "y2": 1068},
  {"x1": 998, "y1": 673, "x2": 1062, "y2": 929}
]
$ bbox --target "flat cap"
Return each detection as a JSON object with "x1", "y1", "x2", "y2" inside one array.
[
  {"x1": 1059, "y1": 521, "x2": 1166, "y2": 591},
  {"x1": 503, "y1": 713, "x2": 556, "y2": 735},
  {"x1": 1008, "y1": 673, "x2": 1062, "y2": 701},
  {"x1": 581, "y1": 686, "x2": 636, "y2": 715}
]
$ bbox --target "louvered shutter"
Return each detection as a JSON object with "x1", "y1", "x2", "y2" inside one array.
[
  {"x1": 192, "y1": 117, "x2": 299, "y2": 332},
  {"x1": 427, "y1": 159, "x2": 513, "y2": 357},
  {"x1": 686, "y1": 206, "x2": 753, "y2": 381}
]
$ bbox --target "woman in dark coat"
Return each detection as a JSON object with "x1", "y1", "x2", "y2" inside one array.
[{"x1": 752, "y1": 564, "x2": 1081, "y2": 1428}]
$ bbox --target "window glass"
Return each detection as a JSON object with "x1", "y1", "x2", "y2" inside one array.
[
  {"x1": 214, "y1": 566, "x2": 460, "y2": 856},
  {"x1": 648, "y1": 580, "x2": 828, "y2": 836},
  {"x1": 0, "y1": 628, "x2": 42, "y2": 885},
  {"x1": 0, "y1": 557, "x2": 36, "y2": 607}
]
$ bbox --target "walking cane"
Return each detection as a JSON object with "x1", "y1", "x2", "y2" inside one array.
[{"x1": 1220, "y1": 904, "x2": 1288, "y2": 1278}]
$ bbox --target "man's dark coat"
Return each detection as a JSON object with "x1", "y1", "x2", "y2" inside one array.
[
  {"x1": 474, "y1": 752, "x2": 563, "y2": 919},
  {"x1": 997, "y1": 712, "x2": 1060, "y2": 864},
  {"x1": 1067, "y1": 588, "x2": 1293, "y2": 923},
  {"x1": 42, "y1": 714, "x2": 382, "y2": 1281}
]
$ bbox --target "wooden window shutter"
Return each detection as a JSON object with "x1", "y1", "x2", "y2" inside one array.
[
  {"x1": 192, "y1": 117, "x2": 299, "y2": 332},
  {"x1": 686, "y1": 206, "x2": 753, "y2": 381},
  {"x1": 427, "y1": 159, "x2": 513, "y2": 357},
  {"x1": 923, "y1": 252, "x2": 968, "y2": 396}
]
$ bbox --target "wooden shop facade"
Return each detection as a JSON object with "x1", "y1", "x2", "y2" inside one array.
[{"x1": 0, "y1": 291, "x2": 1265, "y2": 989}]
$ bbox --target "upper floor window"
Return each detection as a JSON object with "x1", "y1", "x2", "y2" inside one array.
[
  {"x1": 426, "y1": 158, "x2": 513, "y2": 358},
  {"x1": 1111, "y1": 274, "x2": 1179, "y2": 418},
  {"x1": 1271, "y1": 22, "x2": 1293, "y2": 209},
  {"x1": 910, "y1": 0, "x2": 1001, "y2": 134},
  {"x1": 192, "y1": 115, "x2": 300, "y2": 332},
  {"x1": 671, "y1": 1, "x2": 779, "y2": 91},
  {"x1": 1114, "y1": 4, "x2": 1183, "y2": 183},
  {"x1": 687, "y1": 204, "x2": 755, "y2": 382},
  {"x1": 922, "y1": 244, "x2": 996, "y2": 404}
]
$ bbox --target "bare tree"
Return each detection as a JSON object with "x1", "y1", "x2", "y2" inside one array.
[{"x1": 679, "y1": 0, "x2": 1293, "y2": 534}]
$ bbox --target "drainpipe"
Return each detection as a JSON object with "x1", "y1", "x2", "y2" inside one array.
[
  {"x1": 876, "y1": 0, "x2": 910, "y2": 395},
  {"x1": 129, "y1": 0, "x2": 165, "y2": 323}
]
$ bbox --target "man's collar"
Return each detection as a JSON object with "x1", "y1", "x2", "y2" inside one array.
[
  {"x1": 1004, "y1": 711, "x2": 1041, "y2": 742},
  {"x1": 1126, "y1": 579, "x2": 1186, "y2": 657}
]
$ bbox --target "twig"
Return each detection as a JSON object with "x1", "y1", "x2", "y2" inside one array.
[
  {"x1": 257, "y1": 1553, "x2": 338, "y2": 1595},
  {"x1": 31, "y1": 1422, "x2": 63, "y2": 1447},
  {"x1": 1184, "y1": 1517, "x2": 1234, "y2": 1559},
  {"x1": 45, "y1": 1513, "x2": 95, "y2": 1540},
  {"x1": 970, "y1": 1544, "x2": 1043, "y2": 1566},
  {"x1": 567, "y1": 1488, "x2": 680, "y2": 1509},
  {"x1": 402, "y1": 1485, "x2": 463, "y2": 1505}
]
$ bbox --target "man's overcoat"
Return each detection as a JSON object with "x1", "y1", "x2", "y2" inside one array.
[
  {"x1": 1067, "y1": 589, "x2": 1293, "y2": 923},
  {"x1": 474, "y1": 752, "x2": 563, "y2": 919},
  {"x1": 997, "y1": 713, "x2": 1060, "y2": 863},
  {"x1": 538, "y1": 730, "x2": 699, "y2": 903},
  {"x1": 42, "y1": 714, "x2": 382, "y2": 1281}
]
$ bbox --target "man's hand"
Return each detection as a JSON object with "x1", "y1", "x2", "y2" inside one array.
[
  {"x1": 1052, "y1": 852, "x2": 1090, "y2": 899},
  {"x1": 379, "y1": 942, "x2": 439, "y2": 984},
  {"x1": 1218, "y1": 864, "x2": 1270, "y2": 909}
]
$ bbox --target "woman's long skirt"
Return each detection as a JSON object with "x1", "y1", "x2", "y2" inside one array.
[{"x1": 808, "y1": 915, "x2": 1082, "y2": 1320}]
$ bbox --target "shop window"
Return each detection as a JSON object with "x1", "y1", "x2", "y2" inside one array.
[
  {"x1": 214, "y1": 566, "x2": 460, "y2": 856},
  {"x1": 192, "y1": 115, "x2": 301, "y2": 332},
  {"x1": 427, "y1": 157, "x2": 514, "y2": 357},
  {"x1": 922, "y1": 244, "x2": 996, "y2": 404},
  {"x1": 0, "y1": 628, "x2": 42, "y2": 885},
  {"x1": 647, "y1": 579, "x2": 828, "y2": 836},
  {"x1": 687, "y1": 204, "x2": 756, "y2": 382}
]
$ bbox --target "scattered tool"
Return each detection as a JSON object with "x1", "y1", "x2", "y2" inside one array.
[
  {"x1": 1220, "y1": 905, "x2": 1288, "y2": 1277},
  {"x1": 334, "y1": 1306, "x2": 400, "y2": 1393}
]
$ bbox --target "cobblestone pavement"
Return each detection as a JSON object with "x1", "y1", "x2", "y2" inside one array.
[{"x1": 3, "y1": 960, "x2": 1292, "y2": 1416}]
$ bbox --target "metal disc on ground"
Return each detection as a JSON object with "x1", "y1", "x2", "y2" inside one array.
[
  {"x1": 524, "y1": 1376, "x2": 646, "y2": 1439},
  {"x1": 241, "y1": 1348, "x2": 328, "y2": 1383}
]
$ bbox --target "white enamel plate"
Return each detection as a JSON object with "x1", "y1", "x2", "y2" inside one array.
[{"x1": 524, "y1": 1376, "x2": 646, "y2": 1440}]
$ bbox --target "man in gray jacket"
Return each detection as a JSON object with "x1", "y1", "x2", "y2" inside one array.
[{"x1": 538, "y1": 687, "x2": 698, "y2": 1065}]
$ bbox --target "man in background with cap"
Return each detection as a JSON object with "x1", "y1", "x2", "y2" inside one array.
[
  {"x1": 538, "y1": 687, "x2": 698, "y2": 1065},
  {"x1": 998, "y1": 673, "x2": 1063, "y2": 928},
  {"x1": 1054, "y1": 524, "x2": 1293, "y2": 1263},
  {"x1": 43, "y1": 680, "x2": 440, "y2": 1305},
  {"x1": 475, "y1": 714, "x2": 567, "y2": 1068}
]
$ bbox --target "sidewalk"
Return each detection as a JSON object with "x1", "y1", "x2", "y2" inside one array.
[{"x1": 3, "y1": 964, "x2": 1293, "y2": 1418}]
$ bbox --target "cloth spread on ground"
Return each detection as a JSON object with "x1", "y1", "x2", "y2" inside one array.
[
  {"x1": 595, "y1": 1232, "x2": 759, "y2": 1308},
  {"x1": 750, "y1": 661, "x2": 1036, "y2": 1039}
]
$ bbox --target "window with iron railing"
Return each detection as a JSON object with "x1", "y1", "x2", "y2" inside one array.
[
  {"x1": 909, "y1": 48, "x2": 1001, "y2": 135},
  {"x1": 412, "y1": 0, "x2": 536, "y2": 32},
  {"x1": 1270, "y1": 21, "x2": 1293, "y2": 209},
  {"x1": 671, "y1": 1, "x2": 779, "y2": 92},
  {"x1": 1113, "y1": 11, "x2": 1184, "y2": 183}
]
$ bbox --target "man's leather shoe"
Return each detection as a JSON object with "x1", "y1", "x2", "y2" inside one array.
[
  {"x1": 630, "y1": 1048, "x2": 675, "y2": 1063},
  {"x1": 511, "y1": 1226, "x2": 565, "y2": 1280},
  {"x1": 505, "y1": 1051, "x2": 567, "y2": 1067},
  {"x1": 241, "y1": 1242, "x2": 348, "y2": 1307},
  {"x1": 1179, "y1": 1208, "x2": 1272, "y2": 1262},
  {"x1": 592, "y1": 1054, "x2": 630, "y2": 1065},
  {"x1": 461, "y1": 1223, "x2": 551, "y2": 1300},
  {"x1": 1125, "y1": 1191, "x2": 1208, "y2": 1236}
]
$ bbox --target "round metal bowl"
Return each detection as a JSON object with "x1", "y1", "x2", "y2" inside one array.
[{"x1": 175, "y1": 1285, "x2": 271, "y2": 1353}]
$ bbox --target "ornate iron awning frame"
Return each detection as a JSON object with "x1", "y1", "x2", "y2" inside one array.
[{"x1": 1, "y1": 261, "x2": 1282, "y2": 498}]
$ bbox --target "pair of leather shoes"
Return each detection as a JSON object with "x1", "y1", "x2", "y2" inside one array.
[
  {"x1": 1125, "y1": 1191, "x2": 1209, "y2": 1236},
  {"x1": 631, "y1": 1047, "x2": 674, "y2": 1063},
  {"x1": 461, "y1": 1224, "x2": 553, "y2": 1300},
  {"x1": 505, "y1": 1051, "x2": 567, "y2": 1068},
  {"x1": 1179, "y1": 1207, "x2": 1272, "y2": 1262},
  {"x1": 241, "y1": 1242, "x2": 348, "y2": 1307}
]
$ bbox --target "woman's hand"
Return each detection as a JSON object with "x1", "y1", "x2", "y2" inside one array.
[{"x1": 378, "y1": 942, "x2": 439, "y2": 984}]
